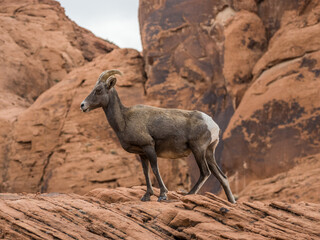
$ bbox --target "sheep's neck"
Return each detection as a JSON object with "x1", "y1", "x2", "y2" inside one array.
[{"x1": 103, "y1": 89, "x2": 126, "y2": 133}]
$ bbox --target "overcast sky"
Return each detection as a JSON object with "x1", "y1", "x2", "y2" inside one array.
[{"x1": 56, "y1": 0, "x2": 142, "y2": 51}]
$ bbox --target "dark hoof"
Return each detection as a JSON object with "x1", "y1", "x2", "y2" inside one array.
[
  {"x1": 141, "y1": 195, "x2": 150, "y2": 202},
  {"x1": 141, "y1": 194, "x2": 151, "y2": 202},
  {"x1": 157, "y1": 195, "x2": 168, "y2": 202}
]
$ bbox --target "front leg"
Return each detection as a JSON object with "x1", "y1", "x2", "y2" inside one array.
[
  {"x1": 139, "y1": 154, "x2": 154, "y2": 201},
  {"x1": 142, "y1": 146, "x2": 168, "y2": 201}
]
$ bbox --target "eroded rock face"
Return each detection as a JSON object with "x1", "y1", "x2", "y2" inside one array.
[
  {"x1": 222, "y1": 2, "x2": 320, "y2": 193},
  {"x1": 0, "y1": 0, "x2": 116, "y2": 105},
  {"x1": 0, "y1": 0, "x2": 191, "y2": 195},
  {"x1": 0, "y1": 0, "x2": 117, "y2": 193},
  {"x1": 139, "y1": 0, "x2": 320, "y2": 194},
  {"x1": 139, "y1": 0, "x2": 268, "y2": 192},
  {"x1": 0, "y1": 187, "x2": 319, "y2": 239},
  {"x1": 139, "y1": 0, "x2": 267, "y2": 119},
  {"x1": 238, "y1": 153, "x2": 320, "y2": 203}
]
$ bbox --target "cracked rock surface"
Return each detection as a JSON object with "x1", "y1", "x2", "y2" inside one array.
[{"x1": 0, "y1": 187, "x2": 319, "y2": 240}]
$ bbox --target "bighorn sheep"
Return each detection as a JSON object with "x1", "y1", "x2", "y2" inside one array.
[{"x1": 80, "y1": 70, "x2": 236, "y2": 203}]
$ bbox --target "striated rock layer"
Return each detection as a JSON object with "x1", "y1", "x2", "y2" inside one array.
[{"x1": 0, "y1": 187, "x2": 319, "y2": 240}]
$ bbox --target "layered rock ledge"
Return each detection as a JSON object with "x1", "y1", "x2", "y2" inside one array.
[{"x1": 1, "y1": 187, "x2": 319, "y2": 240}]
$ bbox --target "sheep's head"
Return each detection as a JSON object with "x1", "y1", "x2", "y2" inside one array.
[{"x1": 80, "y1": 69, "x2": 122, "y2": 112}]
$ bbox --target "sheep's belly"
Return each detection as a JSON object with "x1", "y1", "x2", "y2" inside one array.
[
  {"x1": 155, "y1": 139, "x2": 191, "y2": 159},
  {"x1": 157, "y1": 149, "x2": 191, "y2": 159}
]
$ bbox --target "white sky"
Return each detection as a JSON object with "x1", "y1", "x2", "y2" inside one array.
[{"x1": 56, "y1": 0, "x2": 142, "y2": 51}]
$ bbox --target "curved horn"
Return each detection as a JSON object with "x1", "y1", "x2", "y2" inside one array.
[{"x1": 98, "y1": 69, "x2": 123, "y2": 83}]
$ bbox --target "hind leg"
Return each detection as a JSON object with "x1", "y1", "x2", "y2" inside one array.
[
  {"x1": 206, "y1": 140, "x2": 236, "y2": 203},
  {"x1": 188, "y1": 145, "x2": 211, "y2": 195}
]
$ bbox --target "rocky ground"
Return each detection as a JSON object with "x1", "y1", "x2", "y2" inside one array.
[
  {"x1": 1, "y1": 187, "x2": 319, "y2": 240},
  {"x1": 0, "y1": 0, "x2": 319, "y2": 238}
]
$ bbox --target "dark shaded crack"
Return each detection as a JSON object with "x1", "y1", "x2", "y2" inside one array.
[
  {"x1": 89, "y1": 178, "x2": 117, "y2": 184},
  {"x1": 38, "y1": 151, "x2": 54, "y2": 193},
  {"x1": 268, "y1": 203, "x2": 318, "y2": 222},
  {"x1": 265, "y1": 70, "x2": 299, "y2": 87},
  {"x1": 78, "y1": 79, "x2": 86, "y2": 87},
  {"x1": 0, "y1": 215, "x2": 47, "y2": 240},
  {"x1": 36, "y1": 88, "x2": 78, "y2": 192},
  {"x1": 58, "y1": 98, "x2": 74, "y2": 137},
  {"x1": 254, "y1": 48, "x2": 320, "y2": 81},
  {"x1": 298, "y1": 0, "x2": 312, "y2": 15},
  {"x1": 141, "y1": 58, "x2": 148, "y2": 96},
  {"x1": 17, "y1": 140, "x2": 32, "y2": 150},
  {"x1": 1, "y1": 145, "x2": 10, "y2": 192}
]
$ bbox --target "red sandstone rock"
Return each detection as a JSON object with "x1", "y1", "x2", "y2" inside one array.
[
  {"x1": 0, "y1": 0, "x2": 320, "y2": 237},
  {"x1": 238, "y1": 153, "x2": 320, "y2": 204},
  {"x1": 0, "y1": 0, "x2": 116, "y2": 104},
  {"x1": 0, "y1": 0, "x2": 117, "y2": 193},
  {"x1": 223, "y1": 10, "x2": 266, "y2": 108},
  {"x1": 0, "y1": 187, "x2": 319, "y2": 239},
  {"x1": 0, "y1": 0, "x2": 189, "y2": 194},
  {"x1": 139, "y1": 0, "x2": 271, "y2": 193},
  {"x1": 222, "y1": 1, "x2": 320, "y2": 193}
]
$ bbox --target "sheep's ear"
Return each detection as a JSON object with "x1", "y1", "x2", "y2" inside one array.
[{"x1": 105, "y1": 76, "x2": 117, "y2": 90}]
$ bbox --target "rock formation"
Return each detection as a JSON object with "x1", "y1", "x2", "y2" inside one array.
[
  {"x1": 0, "y1": 0, "x2": 116, "y2": 192},
  {"x1": 139, "y1": 0, "x2": 320, "y2": 193},
  {"x1": 1, "y1": 187, "x2": 319, "y2": 239},
  {"x1": 222, "y1": 1, "x2": 320, "y2": 193},
  {"x1": 0, "y1": 0, "x2": 319, "y2": 204},
  {"x1": 238, "y1": 153, "x2": 320, "y2": 204}
]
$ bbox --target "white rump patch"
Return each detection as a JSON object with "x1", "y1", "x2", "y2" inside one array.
[{"x1": 200, "y1": 112, "x2": 220, "y2": 142}]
